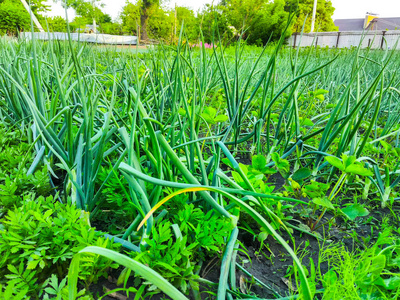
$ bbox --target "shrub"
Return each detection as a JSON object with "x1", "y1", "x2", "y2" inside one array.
[
  {"x1": 0, "y1": 1, "x2": 30, "y2": 36},
  {"x1": 0, "y1": 125, "x2": 52, "y2": 215},
  {"x1": 0, "y1": 195, "x2": 120, "y2": 296}
]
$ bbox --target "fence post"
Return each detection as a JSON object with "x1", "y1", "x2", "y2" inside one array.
[
  {"x1": 381, "y1": 31, "x2": 386, "y2": 49},
  {"x1": 293, "y1": 32, "x2": 297, "y2": 49},
  {"x1": 336, "y1": 32, "x2": 341, "y2": 48}
]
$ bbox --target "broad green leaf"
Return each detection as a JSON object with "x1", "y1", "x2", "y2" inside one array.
[
  {"x1": 270, "y1": 113, "x2": 279, "y2": 120},
  {"x1": 178, "y1": 108, "x2": 186, "y2": 116},
  {"x1": 312, "y1": 197, "x2": 334, "y2": 210},
  {"x1": 292, "y1": 168, "x2": 312, "y2": 181},
  {"x1": 201, "y1": 114, "x2": 216, "y2": 125},
  {"x1": 222, "y1": 158, "x2": 233, "y2": 168},
  {"x1": 303, "y1": 118, "x2": 314, "y2": 126},
  {"x1": 325, "y1": 156, "x2": 344, "y2": 171},
  {"x1": 304, "y1": 181, "x2": 330, "y2": 192},
  {"x1": 315, "y1": 89, "x2": 329, "y2": 96},
  {"x1": 375, "y1": 276, "x2": 400, "y2": 290},
  {"x1": 383, "y1": 276, "x2": 400, "y2": 290},
  {"x1": 300, "y1": 117, "x2": 314, "y2": 126},
  {"x1": 39, "y1": 260, "x2": 46, "y2": 269},
  {"x1": 323, "y1": 269, "x2": 338, "y2": 287},
  {"x1": 271, "y1": 152, "x2": 279, "y2": 164},
  {"x1": 370, "y1": 255, "x2": 386, "y2": 277},
  {"x1": 231, "y1": 171, "x2": 244, "y2": 185},
  {"x1": 277, "y1": 160, "x2": 290, "y2": 173},
  {"x1": 389, "y1": 256, "x2": 400, "y2": 268},
  {"x1": 203, "y1": 107, "x2": 217, "y2": 119},
  {"x1": 258, "y1": 231, "x2": 268, "y2": 242},
  {"x1": 341, "y1": 204, "x2": 369, "y2": 221},
  {"x1": 252, "y1": 155, "x2": 267, "y2": 171},
  {"x1": 7, "y1": 264, "x2": 18, "y2": 274},
  {"x1": 44, "y1": 287, "x2": 57, "y2": 295},
  {"x1": 379, "y1": 140, "x2": 391, "y2": 152},
  {"x1": 345, "y1": 164, "x2": 373, "y2": 177},
  {"x1": 239, "y1": 163, "x2": 248, "y2": 174},
  {"x1": 214, "y1": 115, "x2": 228, "y2": 123},
  {"x1": 262, "y1": 168, "x2": 277, "y2": 175},
  {"x1": 290, "y1": 179, "x2": 301, "y2": 190},
  {"x1": 342, "y1": 154, "x2": 356, "y2": 170}
]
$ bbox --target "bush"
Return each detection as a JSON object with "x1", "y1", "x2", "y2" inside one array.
[
  {"x1": 133, "y1": 203, "x2": 232, "y2": 293},
  {"x1": 0, "y1": 195, "x2": 120, "y2": 296},
  {"x1": 45, "y1": 16, "x2": 67, "y2": 32},
  {"x1": 0, "y1": 125, "x2": 52, "y2": 215},
  {"x1": 0, "y1": 1, "x2": 30, "y2": 36}
]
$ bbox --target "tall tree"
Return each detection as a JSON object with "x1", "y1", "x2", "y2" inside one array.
[
  {"x1": 120, "y1": 1, "x2": 140, "y2": 34},
  {"x1": 176, "y1": 6, "x2": 198, "y2": 41},
  {"x1": 0, "y1": 0, "x2": 48, "y2": 35},
  {"x1": 140, "y1": 0, "x2": 159, "y2": 40},
  {"x1": 221, "y1": 0, "x2": 290, "y2": 44},
  {"x1": 221, "y1": 0, "x2": 265, "y2": 32},
  {"x1": 248, "y1": 0, "x2": 291, "y2": 44},
  {"x1": 286, "y1": 0, "x2": 337, "y2": 32},
  {"x1": 47, "y1": 16, "x2": 67, "y2": 32},
  {"x1": 121, "y1": 1, "x2": 176, "y2": 40},
  {"x1": 1, "y1": 0, "x2": 49, "y2": 14},
  {"x1": 121, "y1": 0, "x2": 160, "y2": 40},
  {"x1": 197, "y1": 4, "x2": 229, "y2": 43},
  {"x1": 57, "y1": 0, "x2": 104, "y2": 26}
]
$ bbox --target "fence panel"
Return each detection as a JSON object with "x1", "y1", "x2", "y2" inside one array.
[{"x1": 288, "y1": 31, "x2": 400, "y2": 49}]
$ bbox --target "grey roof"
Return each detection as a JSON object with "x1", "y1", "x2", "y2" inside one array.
[
  {"x1": 374, "y1": 18, "x2": 400, "y2": 30},
  {"x1": 334, "y1": 19, "x2": 365, "y2": 31},
  {"x1": 334, "y1": 18, "x2": 400, "y2": 31}
]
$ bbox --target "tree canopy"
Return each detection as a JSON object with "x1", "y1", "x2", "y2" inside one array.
[
  {"x1": 1, "y1": 0, "x2": 338, "y2": 44},
  {"x1": 0, "y1": 0, "x2": 48, "y2": 35},
  {"x1": 57, "y1": 0, "x2": 107, "y2": 23},
  {"x1": 286, "y1": 0, "x2": 337, "y2": 32},
  {"x1": 221, "y1": 0, "x2": 291, "y2": 45}
]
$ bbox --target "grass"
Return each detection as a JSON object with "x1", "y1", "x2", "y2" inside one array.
[{"x1": 0, "y1": 31, "x2": 399, "y2": 299}]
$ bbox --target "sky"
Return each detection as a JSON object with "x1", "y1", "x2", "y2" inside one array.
[
  {"x1": 43, "y1": 0, "x2": 400, "y2": 22},
  {"x1": 43, "y1": 0, "x2": 214, "y2": 21}
]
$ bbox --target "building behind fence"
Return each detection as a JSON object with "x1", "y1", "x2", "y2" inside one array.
[{"x1": 288, "y1": 31, "x2": 400, "y2": 49}]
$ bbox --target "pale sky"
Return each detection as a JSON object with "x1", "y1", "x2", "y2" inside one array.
[
  {"x1": 43, "y1": 0, "x2": 400, "y2": 22},
  {"x1": 43, "y1": 0, "x2": 214, "y2": 22}
]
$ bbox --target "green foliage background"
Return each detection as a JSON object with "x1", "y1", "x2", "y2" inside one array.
[
  {"x1": 0, "y1": 0, "x2": 31, "y2": 35},
  {"x1": 0, "y1": 0, "x2": 338, "y2": 44}
]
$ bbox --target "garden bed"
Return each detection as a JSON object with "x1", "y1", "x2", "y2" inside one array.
[{"x1": 0, "y1": 34, "x2": 399, "y2": 300}]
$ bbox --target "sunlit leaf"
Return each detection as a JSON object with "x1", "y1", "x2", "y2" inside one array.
[{"x1": 342, "y1": 204, "x2": 369, "y2": 221}]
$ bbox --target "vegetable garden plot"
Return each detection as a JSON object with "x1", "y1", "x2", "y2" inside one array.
[{"x1": 0, "y1": 34, "x2": 399, "y2": 299}]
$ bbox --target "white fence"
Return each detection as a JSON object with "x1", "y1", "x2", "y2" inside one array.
[
  {"x1": 20, "y1": 32, "x2": 137, "y2": 45},
  {"x1": 288, "y1": 31, "x2": 400, "y2": 49}
]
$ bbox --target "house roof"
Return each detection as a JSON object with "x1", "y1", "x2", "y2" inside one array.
[
  {"x1": 373, "y1": 18, "x2": 400, "y2": 30},
  {"x1": 334, "y1": 17, "x2": 400, "y2": 31},
  {"x1": 334, "y1": 19, "x2": 365, "y2": 31}
]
